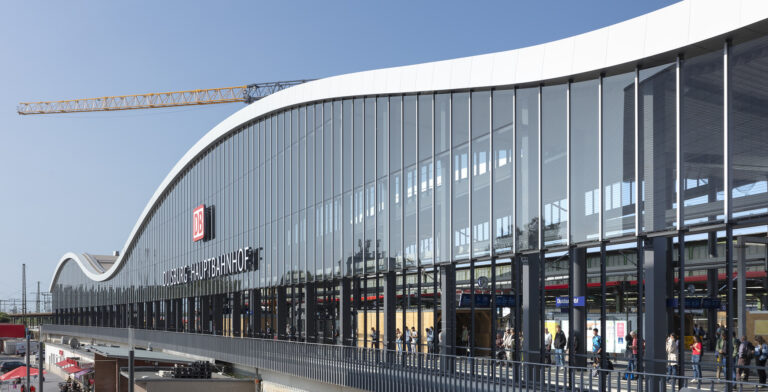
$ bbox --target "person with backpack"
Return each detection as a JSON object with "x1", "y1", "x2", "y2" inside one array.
[{"x1": 755, "y1": 335, "x2": 768, "y2": 384}]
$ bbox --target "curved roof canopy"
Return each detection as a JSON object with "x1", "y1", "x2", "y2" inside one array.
[{"x1": 49, "y1": 0, "x2": 768, "y2": 291}]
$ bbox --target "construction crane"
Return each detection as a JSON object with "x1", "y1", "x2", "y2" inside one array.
[{"x1": 17, "y1": 80, "x2": 313, "y2": 115}]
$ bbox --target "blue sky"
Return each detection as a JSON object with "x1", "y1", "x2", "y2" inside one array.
[{"x1": 0, "y1": 0, "x2": 677, "y2": 310}]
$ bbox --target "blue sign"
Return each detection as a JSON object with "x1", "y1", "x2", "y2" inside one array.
[
  {"x1": 556, "y1": 296, "x2": 585, "y2": 308},
  {"x1": 458, "y1": 294, "x2": 517, "y2": 308},
  {"x1": 666, "y1": 297, "x2": 720, "y2": 309}
]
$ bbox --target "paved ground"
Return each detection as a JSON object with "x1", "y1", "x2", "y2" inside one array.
[{"x1": 0, "y1": 354, "x2": 65, "y2": 392}]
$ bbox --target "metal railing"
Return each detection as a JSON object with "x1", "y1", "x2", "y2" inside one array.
[{"x1": 42, "y1": 324, "x2": 767, "y2": 391}]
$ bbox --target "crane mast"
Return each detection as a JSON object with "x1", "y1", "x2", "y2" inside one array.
[{"x1": 17, "y1": 80, "x2": 312, "y2": 115}]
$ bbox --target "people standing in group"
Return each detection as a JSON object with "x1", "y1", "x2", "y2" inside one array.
[
  {"x1": 396, "y1": 328, "x2": 403, "y2": 352},
  {"x1": 738, "y1": 335, "x2": 753, "y2": 381},
  {"x1": 544, "y1": 328, "x2": 553, "y2": 364},
  {"x1": 666, "y1": 333, "x2": 679, "y2": 383},
  {"x1": 553, "y1": 325, "x2": 567, "y2": 367},
  {"x1": 690, "y1": 335, "x2": 703, "y2": 380},
  {"x1": 756, "y1": 335, "x2": 768, "y2": 384},
  {"x1": 410, "y1": 326, "x2": 419, "y2": 353},
  {"x1": 426, "y1": 327, "x2": 435, "y2": 354}
]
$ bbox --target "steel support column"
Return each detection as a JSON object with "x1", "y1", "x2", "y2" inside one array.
[
  {"x1": 521, "y1": 252, "x2": 541, "y2": 364},
  {"x1": 305, "y1": 283, "x2": 317, "y2": 343},
  {"x1": 440, "y1": 264, "x2": 456, "y2": 371},
  {"x1": 382, "y1": 271, "x2": 396, "y2": 352},
  {"x1": 644, "y1": 236, "x2": 670, "y2": 392},
  {"x1": 570, "y1": 248, "x2": 587, "y2": 367},
  {"x1": 707, "y1": 268, "x2": 718, "y2": 351},
  {"x1": 276, "y1": 287, "x2": 287, "y2": 340},
  {"x1": 212, "y1": 294, "x2": 224, "y2": 335},
  {"x1": 232, "y1": 292, "x2": 242, "y2": 337},
  {"x1": 187, "y1": 297, "x2": 195, "y2": 333},
  {"x1": 339, "y1": 277, "x2": 352, "y2": 346}
]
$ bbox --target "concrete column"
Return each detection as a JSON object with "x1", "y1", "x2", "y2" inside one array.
[
  {"x1": 276, "y1": 287, "x2": 287, "y2": 339},
  {"x1": 440, "y1": 264, "x2": 456, "y2": 373},
  {"x1": 232, "y1": 292, "x2": 242, "y2": 337},
  {"x1": 644, "y1": 237, "x2": 669, "y2": 391},
  {"x1": 339, "y1": 278, "x2": 352, "y2": 346},
  {"x1": 571, "y1": 247, "x2": 587, "y2": 367},
  {"x1": 522, "y1": 253, "x2": 541, "y2": 364},
  {"x1": 201, "y1": 296, "x2": 211, "y2": 334},
  {"x1": 305, "y1": 284, "x2": 317, "y2": 342},
  {"x1": 213, "y1": 294, "x2": 224, "y2": 335},
  {"x1": 382, "y1": 272, "x2": 396, "y2": 351}
]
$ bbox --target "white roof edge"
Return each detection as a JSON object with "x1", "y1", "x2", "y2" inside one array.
[{"x1": 50, "y1": 0, "x2": 768, "y2": 290}]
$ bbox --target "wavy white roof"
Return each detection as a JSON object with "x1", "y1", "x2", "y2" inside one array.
[{"x1": 49, "y1": 0, "x2": 768, "y2": 291}]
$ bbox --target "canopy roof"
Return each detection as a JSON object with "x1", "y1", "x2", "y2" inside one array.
[{"x1": 0, "y1": 367, "x2": 44, "y2": 381}]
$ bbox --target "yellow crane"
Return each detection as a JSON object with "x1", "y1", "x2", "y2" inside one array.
[{"x1": 17, "y1": 80, "x2": 312, "y2": 115}]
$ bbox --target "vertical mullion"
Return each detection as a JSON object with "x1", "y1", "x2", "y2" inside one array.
[
  {"x1": 512, "y1": 89, "x2": 516, "y2": 254},
  {"x1": 634, "y1": 67, "x2": 640, "y2": 235},
  {"x1": 415, "y1": 95, "x2": 420, "y2": 269},
  {"x1": 723, "y1": 40, "x2": 731, "y2": 224},
  {"x1": 374, "y1": 98, "x2": 378, "y2": 274},
  {"x1": 598, "y1": 74, "x2": 604, "y2": 241},
  {"x1": 675, "y1": 55, "x2": 683, "y2": 229},
  {"x1": 566, "y1": 81, "x2": 571, "y2": 245},
  {"x1": 469, "y1": 92, "x2": 473, "y2": 258},
  {"x1": 489, "y1": 90, "x2": 494, "y2": 256},
  {"x1": 537, "y1": 85, "x2": 543, "y2": 249}
]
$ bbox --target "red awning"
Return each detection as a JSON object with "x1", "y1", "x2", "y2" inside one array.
[
  {"x1": 0, "y1": 324, "x2": 25, "y2": 338},
  {"x1": 62, "y1": 366, "x2": 84, "y2": 374},
  {"x1": 0, "y1": 367, "x2": 44, "y2": 381},
  {"x1": 55, "y1": 359, "x2": 77, "y2": 368}
]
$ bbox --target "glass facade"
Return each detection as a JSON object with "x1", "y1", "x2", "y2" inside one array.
[{"x1": 52, "y1": 38, "x2": 768, "y2": 315}]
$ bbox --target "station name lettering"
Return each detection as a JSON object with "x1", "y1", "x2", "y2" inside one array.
[{"x1": 162, "y1": 247, "x2": 258, "y2": 287}]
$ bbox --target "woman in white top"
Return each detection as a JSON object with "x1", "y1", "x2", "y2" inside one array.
[
  {"x1": 666, "y1": 333, "x2": 679, "y2": 383},
  {"x1": 410, "y1": 327, "x2": 419, "y2": 353}
]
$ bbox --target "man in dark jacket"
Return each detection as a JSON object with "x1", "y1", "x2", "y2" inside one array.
[{"x1": 554, "y1": 324, "x2": 567, "y2": 367}]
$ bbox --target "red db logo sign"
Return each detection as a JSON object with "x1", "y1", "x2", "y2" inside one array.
[{"x1": 193, "y1": 204, "x2": 206, "y2": 242}]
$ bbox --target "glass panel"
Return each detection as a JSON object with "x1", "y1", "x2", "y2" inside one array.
[
  {"x1": 419, "y1": 94, "x2": 433, "y2": 161},
  {"x1": 601, "y1": 73, "x2": 636, "y2": 238},
  {"x1": 682, "y1": 50, "x2": 724, "y2": 225},
  {"x1": 390, "y1": 96, "x2": 402, "y2": 173},
  {"x1": 315, "y1": 204, "x2": 324, "y2": 278},
  {"x1": 354, "y1": 99, "x2": 364, "y2": 188},
  {"x1": 315, "y1": 104, "x2": 324, "y2": 205},
  {"x1": 732, "y1": 35, "x2": 768, "y2": 218},
  {"x1": 299, "y1": 106, "x2": 306, "y2": 139},
  {"x1": 453, "y1": 92, "x2": 469, "y2": 147},
  {"x1": 639, "y1": 63, "x2": 677, "y2": 232},
  {"x1": 365, "y1": 182, "x2": 376, "y2": 273},
  {"x1": 334, "y1": 101, "x2": 343, "y2": 195},
  {"x1": 365, "y1": 98, "x2": 375, "y2": 182},
  {"x1": 307, "y1": 131, "x2": 315, "y2": 207},
  {"x1": 572, "y1": 79, "x2": 600, "y2": 243},
  {"x1": 541, "y1": 85, "x2": 567, "y2": 247},
  {"x1": 354, "y1": 187, "x2": 365, "y2": 275},
  {"x1": 404, "y1": 165, "x2": 418, "y2": 268},
  {"x1": 472, "y1": 91, "x2": 490, "y2": 139},
  {"x1": 343, "y1": 99, "x2": 354, "y2": 192},
  {"x1": 326, "y1": 200, "x2": 333, "y2": 276},
  {"x1": 435, "y1": 151, "x2": 451, "y2": 262},
  {"x1": 435, "y1": 93, "x2": 450, "y2": 154},
  {"x1": 404, "y1": 96, "x2": 417, "y2": 167},
  {"x1": 324, "y1": 102, "x2": 333, "y2": 200},
  {"x1": 377, "y1": 179, "x2": 389, "y2": 270},
  {"x1": 453, "y1": 144, "x2": 470, "y2": 259},
  {"x1": 390, "y1": 172, "x2": 403, "y2": 269},
  {"x1": 419, "y1": 160, "x2": 433, "y2": 265},
  {"x1": 516, "y1": 87, "x2": 539, "y2": 250},
  {"x1": 374, "y1": 97, "x2": 388, "y2": 180},
  {"x1": 472, "y1": 135, "x2": 491, "y2": 256},
  {"x1": 334, "y1": 196, "x2": 342, "y2": 277},
  {"x1": 307, "y1": 205, "x2": 315, "y2": 280},
  {"x1": 492, "y1": 89, "x2": 514, "y2": 252},
  {"x1": 343, "y1": 191, "x2": 353, "y2": 276}
]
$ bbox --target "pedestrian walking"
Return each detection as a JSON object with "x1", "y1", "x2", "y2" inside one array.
[
  {"x1": 404, "y1": 325, "x2": 411, "y2": 352},
  {"x1": 544, "y1": 328, "x2": 552, "y2": 364},
  {"x1": 690, "y1": 335, "x2": 703, "y2": 380},
  {"x1": 426, "y1": 327, "x2": 435, "y2": 354},
  {"x1": 738, "y1": 335, "x2": 754, "y2": 381},
  {"x1": 716, "y1": 331, "x2": 727, "y2": 379},
  {"x1": 503, "y1": 328, "x2": 515, "y2": 361},
  {"x1": 370, "y1": 327, "x2": 379, "y2": 349},
  {"x1": 396, "y1": 328, "x2": 403, "y2": 351}
]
